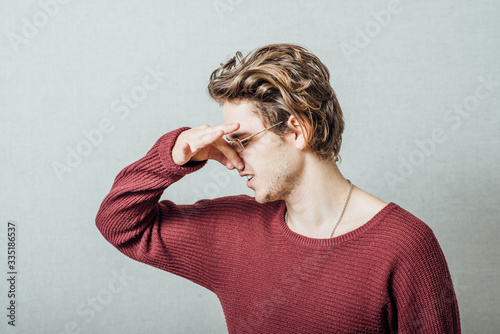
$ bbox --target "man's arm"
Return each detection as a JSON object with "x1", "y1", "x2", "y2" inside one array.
[
  {"x1": 389, "y1": 224, "x2": 461, "y2": 333},
  {"x1": 95, "y1": 124, "x2": 243, "y2": 292}
]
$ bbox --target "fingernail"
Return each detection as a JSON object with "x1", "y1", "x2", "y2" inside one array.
[{"x1": 238, "y1": 162, "x2": 244, "y2": 170}]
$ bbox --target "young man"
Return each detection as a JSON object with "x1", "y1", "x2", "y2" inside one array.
[{"x1": 96, "y1": 44, "x2": 461, "y2": 333}]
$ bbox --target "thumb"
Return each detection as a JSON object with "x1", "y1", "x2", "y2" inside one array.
[{"x1": 174, "y1": 142, "x2": 193, "y2": 166}]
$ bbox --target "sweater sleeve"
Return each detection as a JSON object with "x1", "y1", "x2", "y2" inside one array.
[
  {"x1": 389, "y1": 221, "x2": 461, "y2": 333},
  {"x1": 95, "y1": 127, "x2": 222, "y2": 292}
]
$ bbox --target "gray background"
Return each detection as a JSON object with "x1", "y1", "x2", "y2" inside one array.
[{"x1": 1, "y1": 0, "x2": 499, "y2": 333}]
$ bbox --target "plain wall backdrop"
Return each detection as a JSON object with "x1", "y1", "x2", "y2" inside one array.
[{"x1": 1, "y1": 0, "x2": 499, "y2": 333}]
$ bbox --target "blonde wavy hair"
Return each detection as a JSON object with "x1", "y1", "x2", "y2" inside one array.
[{"x1": 207, "y1": 43, "x2": 345, "y2": 163}]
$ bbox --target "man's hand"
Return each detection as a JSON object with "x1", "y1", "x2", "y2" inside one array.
[{"x1": 172, "y1": 123, "x2": 244, "y2": 170}]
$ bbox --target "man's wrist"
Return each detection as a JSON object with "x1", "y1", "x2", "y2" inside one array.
[{"x1": 157, "y1": 127, "x2": 207, "y2": 175}]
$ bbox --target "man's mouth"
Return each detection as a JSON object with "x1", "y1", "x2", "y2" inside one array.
[{"x1": 246, "y1": 174, "x2": 255, "y2": 188}]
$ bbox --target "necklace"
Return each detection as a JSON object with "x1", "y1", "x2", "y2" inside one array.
[{"x1": 285, "y1": 179, "x2": 353, "y2": 238}]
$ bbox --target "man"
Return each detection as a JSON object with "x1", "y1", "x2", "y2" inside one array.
[{"x1": 96, "y1": 43, "x2": 461, "y2": 333}]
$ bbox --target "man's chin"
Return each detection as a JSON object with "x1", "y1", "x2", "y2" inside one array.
[
  {"x1": 252, "y1": 191, "x2": 266, "y2": 204},
  {"x1": 254, "y1": 196, "x2": 266, "y2": 204},
  {"x1": 253, "y1": 191, "x2": 279, "y2": 204}
]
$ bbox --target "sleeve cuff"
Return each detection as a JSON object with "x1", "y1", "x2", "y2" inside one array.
[{"x1": 156, "y1": 127, "x2": 208, "y2": 176}]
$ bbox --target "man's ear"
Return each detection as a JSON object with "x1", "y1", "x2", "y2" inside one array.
[{"x1": 286, "y1": 115, "x2": 310, "y2": 150}]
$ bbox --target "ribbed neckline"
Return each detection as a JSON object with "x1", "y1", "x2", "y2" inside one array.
[{"x1": 276, "y1": 201, "x2": 398, "y2": 248}]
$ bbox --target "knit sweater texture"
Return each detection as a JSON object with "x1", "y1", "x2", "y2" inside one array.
[{"x1": 95, "y1": 127, "x2": 461, "y2": 333}]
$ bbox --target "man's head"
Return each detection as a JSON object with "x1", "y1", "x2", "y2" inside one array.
[{"x1": 208, "y1": 43, "x2": 345, "y2": 164}]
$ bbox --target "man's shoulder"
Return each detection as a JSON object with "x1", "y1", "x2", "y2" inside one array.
[
  {"x1": 385, "y1": 203, "x2": 434, "y2": 235},
  {"x1": 350, "y1": 186, "x2": 433, "y2": 239},
  {"x1": 378, "y1": 203, "x2": 443, "y2": 256}
]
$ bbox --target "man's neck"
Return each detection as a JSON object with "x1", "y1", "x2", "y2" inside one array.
[{"x1": 284, "y1": 157, "x2": 353, "y2": 238}]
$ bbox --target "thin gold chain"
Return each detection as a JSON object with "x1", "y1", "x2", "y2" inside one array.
[
  {"x1": 330, "y1": 179, "x2": 353, "y2": 238},
  {"x1": 285, "y1": 179, "x2": 353, "y2": 238}
]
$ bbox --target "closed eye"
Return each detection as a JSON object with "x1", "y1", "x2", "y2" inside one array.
[{"x1": 227, "y1": 132, "x2": 250, "y2": 141}]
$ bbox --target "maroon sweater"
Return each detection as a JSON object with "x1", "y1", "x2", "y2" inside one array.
[{"x1": 95, "y1": 127, "x2": 461, "y2": 333}]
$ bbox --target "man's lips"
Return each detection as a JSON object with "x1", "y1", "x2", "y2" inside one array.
[
  {"x1": 246, "y1": 175, "x2": 254, "y2": 187},
  {"x1": 240, "y1": 173, "x2": 255, "y2": 187}
]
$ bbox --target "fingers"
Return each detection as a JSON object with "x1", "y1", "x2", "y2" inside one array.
[
  {"x1": 174, "y1": 123, "x2": 244, "y2": 170},
  {"x1": 215, "y1": 124, "x2": 245, "y2": 170},
  {"x1": 216, "y1": 143, "x2": 244, "y2": 170},
  {"x1": 211, "y1": 145, "x2": 244, "y2": 170},
  {"x1": 206, "y1": 123, "x2": 244, "y2": 170},
  {"x1": 194, "y1": 122, "x2": 239, "y2": 133},
  {"x1": 209, "y1": 123, "x2": 241, "y2": 140},
  {"x1": 192, "y1": 123, "x2": 238, "y2": 150}
]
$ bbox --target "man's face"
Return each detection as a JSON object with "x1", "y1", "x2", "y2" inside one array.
[{"x1": 222, "y1": 99, "x2": 303, "y2": 203}]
